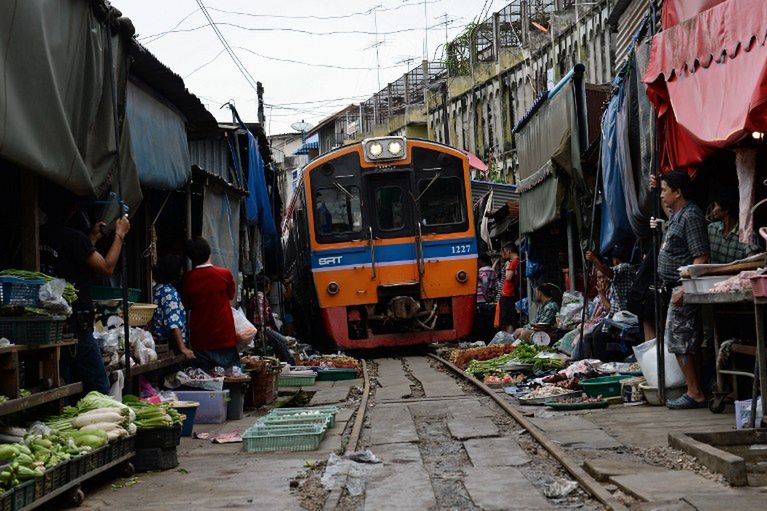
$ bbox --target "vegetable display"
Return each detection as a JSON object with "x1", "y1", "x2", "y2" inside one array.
[
  {"x1": 0, "y1": 270, "x2": 78, "y2": 304},
  {"x1": 124, "y1": 396, "x2": 184, "y2": 429},
  {"x1": 505, "y1": 344, "x2": 564, "y2": 371},
  {"x1": 465, "y1": 354, "x2": 519, "y2": 377},
  {"x1": 46, "y1": 392, "x2": 136, "y2": 442},
  {"x1": 449, "y1": 345, "x2": 517, "y2": 369}
]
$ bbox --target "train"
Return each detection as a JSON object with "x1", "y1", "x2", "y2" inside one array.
[{"x1": 282, "y1": 136, "x2": 477, "y2": 350}]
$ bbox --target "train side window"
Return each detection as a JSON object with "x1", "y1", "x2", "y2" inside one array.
[
  {"x1": 418, "y1": 177, "x2": 464, "y2": 226},
  {"x1": 374, "y1": 186, "x2": 405, "y2": 231},
  {"x1": 314, "y1": 186, "x2": 362, "y2": 237}
]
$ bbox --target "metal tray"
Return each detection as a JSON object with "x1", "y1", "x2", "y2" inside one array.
[
  {"x1": 518, "y1": 390, "x2": 581, "y2": 406},
  {"x1": 499, "y1": 362, "x2": 534, "y2": 372}
]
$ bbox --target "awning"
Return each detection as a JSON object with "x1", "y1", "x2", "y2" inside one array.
[
  {"x1": 126, "y1": 82, "x2": 191, "y2": 190},
  {"x1": 515, "y1": 78, "x2": 583, "y2": 235},
  {"x1": 292, "y1": 134, "x2": 319, "y2": 156},
  {"x1": 644, "y1": 0, "x2": 767, "y2": 170},
  {"x1": 463, "y1": 150, "x2": 488, "y2": 172},
  {"x1": 661, "y1": 0, "x2": 726, "y2": 29}
]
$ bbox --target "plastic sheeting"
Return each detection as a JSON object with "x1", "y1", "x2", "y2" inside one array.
[
  {"x1": 126, "y1": 82, "x2": 190, "y2": 190},
  {"x1": 202, "y1": 186, "x2": 241, "y2": 282},
  {"x1": 516, "y1": 81, "x2": 582, "y2": 235},
  {"x1": 600, "y1": 89, "x2": 634, "y2": 253},
  {"x1": 0, "y1": 0, "x2": 140, "y2": 204},
  {"x1": 243, "y1": 132, "x2": 277, "y2": 235}
]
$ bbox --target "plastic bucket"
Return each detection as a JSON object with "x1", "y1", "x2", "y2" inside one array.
[
  {"x1": 172, "y1": 401, "x2": 200, "y2": 436},
  {"x1": 225, "y1": 382, "x2": 247, "y2": 421}
]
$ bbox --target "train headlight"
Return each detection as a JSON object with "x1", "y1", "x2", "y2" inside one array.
[
  {"x1": 327, "y1": 282, "x2": 340, "y2": 295},
  {"x1": 456, "y1": 270, "x2": 468, "y2": 283},
  {"x1": 363, "y1": 137, "x2": 406, "y2": 162},
  {"x1": 368, "y1": 142, "x2": 383, "y2": 157}
]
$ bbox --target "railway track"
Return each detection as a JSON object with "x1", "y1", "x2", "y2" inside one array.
[{"x1": 326, "y1": 353, "x2": 629, "y2": 511}]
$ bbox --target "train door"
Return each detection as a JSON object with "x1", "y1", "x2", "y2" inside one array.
[{"x1": 365, "y1": 171, "x2": 414, "y2": 239}]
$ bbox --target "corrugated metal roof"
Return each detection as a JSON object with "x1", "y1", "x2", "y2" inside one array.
[
  {"x1": 615, "y1": 0, "x2": 651, "y2": 68},
  {"x1": 470, "y1": 180, "x2": 519, "y2": 213},
  {"x1": 189, "y1": 137, "x2": 230, "y2": 179}
]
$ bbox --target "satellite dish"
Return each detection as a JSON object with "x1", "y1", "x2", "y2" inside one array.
[{"x1": 291, "y1": 120, "x2": 313, "y2": 133}]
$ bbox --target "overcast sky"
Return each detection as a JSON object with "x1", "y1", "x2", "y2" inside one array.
[{"x1": 113, "y1": 0, "x2": 505, "y2": 135}]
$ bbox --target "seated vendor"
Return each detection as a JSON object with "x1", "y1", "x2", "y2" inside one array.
[
  {"x1": 182, "y1": 238, "x2": 239, "y2": 372},
  {"x1": 151, "y1": 255, "x2": 194, "y2": 361},
  {"x1": 558, "y1": 269, "x2": 617, "y2": 356},
  {"x1": 513, "y1": 283, "x2": 561, "y2": 342}
]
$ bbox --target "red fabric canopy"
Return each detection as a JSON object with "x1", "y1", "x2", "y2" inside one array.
[
  {"x1": 644, "y1": 0, "x2": 767, "y2": 171},
  {"x1": 462, "y1": 150, "x2": 489, "y2": 173},
  {"x1": 661, "y1": 0, "x2": 726, "y2": 29}
]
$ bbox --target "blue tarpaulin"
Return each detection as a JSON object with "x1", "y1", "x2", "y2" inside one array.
[
  {"x1": 600, "y1": 88, "x2": 634, "y2": 253},
  {"x1": 126, "y1": 82, "x2": 190, "y2": 190},
  {"x1": 243, "y1": 132, "x2": 277, "y2": 235}
]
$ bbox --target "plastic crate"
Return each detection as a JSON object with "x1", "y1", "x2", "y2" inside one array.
[
  {"x1": 278, "y1": 374, "x2": 316, "y2": 387},
  {"x1": 136, "y1": 426, "x2": 181, "y2": 449},
  {"x1": 11, "y1": 480, "x2": 34, "y2": 511},
  {"x1": 92, "y1": 286, "x2": 141, "y2": 302},
  {"x1": 33, "y1": 464, "x2": 61, "y2": 500},
  {"x1": 0, "y1": 487, "x2": 12, "y2": 511},
  {"x1": 260, "y1": 414, "x2": 331, "y2": 429},
  {"x1": 84, "y1": 446, "x2": 108, "y2": 473},
  {"x1": 315, "y1": 368, "x2": 358, "y2": 381},
  {"x1": 0, "y1": 316, "x2": 65, "y2": 345},
  {"x1": 133, "y1": 447, "x2": 178, "y2": 472},
  {"x1": 67, "y1": 455, "x2": 86, "y2": 482},
  {"x1": 269, "y1": 406, "x2": 338, "y2": 428},
  {"x1": 0, "y1": 277, "x2": 43, "y2": 308},
  {"x1": 581, "y1": 375, "x2": 633, "y2": 398},
  {"x1": 242, "y1": 424, "x2": 326, "y2": 453},
  {"x1": 174, "y1": 390, "x2": 229, "y2": 424}
]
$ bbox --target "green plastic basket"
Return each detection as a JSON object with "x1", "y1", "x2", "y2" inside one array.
[
  {"x1": 268, "y1": 406, "x2": 337, "y2": 427},
  {"x1": 260, "y1": 414, "x2": 331, "y2": 429},
  {"x1": 92, "y1": 286, "x2": 141, "y2": 302},
  {"x1": 278, "y1": 374, "x2": 316, "y2": 387},
  {"x1": 580, "y1": 375, "x2": 633, "y2": 398},
  {"x1": 242, "y1": 423, "x2": 327, "y2": 452},
  {"x1": 0, "y1": 317, "x2": 65, "y2": 345}
]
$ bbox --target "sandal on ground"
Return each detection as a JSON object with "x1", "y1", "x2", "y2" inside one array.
[{"x1": 666, "y1": 394, "x2": 707, "y2": 410}]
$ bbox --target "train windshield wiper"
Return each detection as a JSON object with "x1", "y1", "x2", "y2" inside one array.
[
  {"x1": 333, "y1": 181, "x2": 354, "y2": 199},
  {"x1": 414, "y1": 171, "x2": 441, "y2": 202}
]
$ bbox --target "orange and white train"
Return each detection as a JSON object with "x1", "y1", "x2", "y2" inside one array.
[{"x1": 282, "y1": 137, "x2": 477, "y2": 350}]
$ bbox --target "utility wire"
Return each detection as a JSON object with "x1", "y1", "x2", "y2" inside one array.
[
  {"x1": 194, "y1": 0, "x2": 259, "y2": 93},
  {"x1": 207, "y1": 1, "x2": 443, "y2": 21}
]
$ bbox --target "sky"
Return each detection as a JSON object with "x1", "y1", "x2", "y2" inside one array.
[{"x1": 113, "y1": 0, "x2": 506, "y2": 135}]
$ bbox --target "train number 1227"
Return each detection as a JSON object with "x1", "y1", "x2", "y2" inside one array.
[{"x1": 451, "y1": 244, "x2": 472, "y2": 254}]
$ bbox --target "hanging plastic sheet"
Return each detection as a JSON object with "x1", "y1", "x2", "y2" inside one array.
[
  {"x1": 126, "y1": 82, "x2": 190, "y2": 190},
  {"x1": 0, "y1": 0, "x2": 140, "y2": 203},
  {"x1": 202, "y1": 186, "x2": 241, "y2": 282},
  {"x1": 600, "y1": 89, "x2": 633, "y2": 254},
  {"x1": 516, "y1": 82, "x2": 582, "y2": 235}
]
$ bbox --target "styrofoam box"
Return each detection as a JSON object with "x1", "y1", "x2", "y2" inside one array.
[
  {"x1": 174, "y1": 390, "x2": 230, "y2": 424},
  {"x1": 681, "y1": 276, "x2": 728, "y2": 294}
]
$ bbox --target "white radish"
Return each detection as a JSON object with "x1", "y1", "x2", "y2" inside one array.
[
  {"x1": 80, "y1": 422, "x2": 122, "y2": 433},
  {"x1": 72, "y1": 412, "x2": 124, "y2": 429},
  {"x1": 106, "y1": 428, "x2": 126, "y2": 442}
]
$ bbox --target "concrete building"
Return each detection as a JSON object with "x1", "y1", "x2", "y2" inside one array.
[
  {"x1": 306, "y1": 105, "x2": 361, "y2": 155},
  {"x1": 423, "y1": 0, "x2": 617, "y2": 183},
  {"x1": 268, "y1": 132, "x2": 306, "y2": 209}
]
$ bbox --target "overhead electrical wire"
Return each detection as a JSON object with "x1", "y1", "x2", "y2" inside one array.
[
  {"x1": 138, "y1": 0, "x2": 445, "y2": 41},
  {"x1": 194, "y1": 0, "x2": 259, "y2": 93}
]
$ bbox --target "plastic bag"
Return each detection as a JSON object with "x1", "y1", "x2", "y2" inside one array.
[
  {"x1": 734, "y1": 399, "x2": 764, "y2": 429},
  {"x1": 165, "y1": 368, "x2": 224, "y2": 391},
  {"x1": 489, "y1": 331, "x2": 515, "y2": 345},
  {"x1": 232, "y1": 307, "x2": 257, "y2": 351},
  {"x1": 556, "y1": 291, "x2": 584, "y2": 330},
  {"x1": 633, "y1": 337, "x2": 686, "y2": 388},
  {"x1": 39, "y1": 279, "x2": 72, "y2": 316}
]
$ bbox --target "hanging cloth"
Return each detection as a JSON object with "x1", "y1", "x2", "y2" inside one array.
[{"x1": 734, "y1": 148, "x2": 757, "y2": 244}]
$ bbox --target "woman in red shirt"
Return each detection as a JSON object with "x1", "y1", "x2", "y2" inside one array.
[
  {"x1": 498, "y1": 243, "x2": 520, "y2": 332},
  {"x1": 181, "y1": 238, "x2": 239, "y2": 372}
]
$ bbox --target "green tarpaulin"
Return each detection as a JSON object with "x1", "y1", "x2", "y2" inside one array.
[{"x1": 0, "y1": 0, "x2": 140, "y2": 209}]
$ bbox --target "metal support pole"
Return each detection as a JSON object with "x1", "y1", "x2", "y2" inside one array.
[
  {"x1": 441, "y1": 84, "x2": 450, "y2": 145},
  {"x1": 492, "y1": 12, "x2": 501, "y2": 63},
  {"x1": 566, "y1": 213, "x2": 576, "y2": 292}
]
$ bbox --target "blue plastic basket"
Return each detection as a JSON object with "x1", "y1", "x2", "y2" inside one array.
[{"x1": 0, "y1": 277, "x2": 43, "y2": 308}]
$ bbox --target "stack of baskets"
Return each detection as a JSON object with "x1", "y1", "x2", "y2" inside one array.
[
  {"x1": 0, "y1": 276, "x2": 65, "y2": 344},
  {"x1": 242, "y1": 406, "x2": 337, "y2": 453}
]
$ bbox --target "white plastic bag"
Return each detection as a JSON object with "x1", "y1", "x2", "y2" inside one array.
[
  {"x1": 735, "y1": 399, "x2": 764, "y2": 430},
  {"x1": 633, "y1": 337, "x2": 686, "y2": 388},
  {"x1": 489, "y1": 330, "x2": 515, "y2": 345},
  {"x1": 232, "y1": 307, "x2": 257, "y2": 351},
  {"x1": 39, "y1": 279, "x2": 72, "y2": 316},
  {"x1": 556, "y1": 291, "x2": 584, "y2": 330}
]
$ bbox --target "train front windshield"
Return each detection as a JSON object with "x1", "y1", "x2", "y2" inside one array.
[{"x1": 310, "y1": 147, "x2": 468, "y2": 242}]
